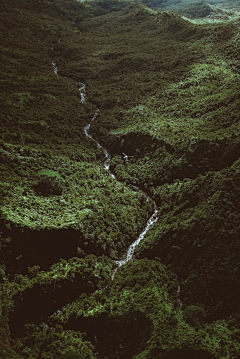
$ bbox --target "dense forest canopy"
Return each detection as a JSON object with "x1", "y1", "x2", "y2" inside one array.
[{"x1": 1, "y1": 0, "x2": 240, "y2": 358}]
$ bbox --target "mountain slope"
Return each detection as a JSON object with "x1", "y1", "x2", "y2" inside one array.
[{"x1": 1, "y1": 1, "x2": 240, "y2": 359}]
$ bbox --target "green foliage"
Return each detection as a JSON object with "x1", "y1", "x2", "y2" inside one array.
[
  {"x1": 141, "y1": 0, "x2": 164, "y2": 9},
  {"x1": 58, "y1": 258, "x2": 240, "y2": 358},
  {"x1": 1, "y1": 0, "x2": 240, "y2": 358},
  {"x1": 7, "y1": 254, "x2": 114, "y2": 338},
  {"x1": 184, "y1": 305, "x2": 206, "y2": 327},
  {"x1": 35, "y1": 170, "x2": 65, "y2": 195},
  {"x1": 14, "y1": 324, "x2": 94, "y2": 359},
  {"x1": 0, "y1": 159, "x2": 154, "y2": 262},
  {"x1": 181, "y1": 2, "x2": 212, "y2": 18},
  {"x1": 136, "y1": 161, "x2": 240, "y2": 321},
  {"x1": 56, "y1": 353, "x2": 85, "y2": 359},
  {"x1": 109, "y1": 54, "x2": 240, "y2": 187}
]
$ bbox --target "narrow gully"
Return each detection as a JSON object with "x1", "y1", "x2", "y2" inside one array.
[
  {"x1": 48, "y1": 63, "x2": 171, "y2": 358},
  {"x1": 80, "y1": 83, "x2": 159, "y2": 277},
  {"x1": 80, "y1": 82, "x2": 159, "y2": 358},
  {"x1": 50, "y1": 56, "x2": 160, "y2": 312}
]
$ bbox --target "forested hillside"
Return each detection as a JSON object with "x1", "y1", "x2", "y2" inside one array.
[{"x1": 1, "y1": 0, "x2": 240, "y2": 358}]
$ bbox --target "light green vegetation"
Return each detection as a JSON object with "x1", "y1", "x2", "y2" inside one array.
[
  {"x1": 50, "y1": 258, "x2": 240, "y2": 358},
  {"x1": 1, "y1": 254, "x2": 114, "y2": 358},
  {"x1": 111, "y1": 57, "x2": 240, "y2": 140},
  {"x1": 134, "y1": 159, "x2": 240, "y2": 321},
  {"x1": 14, "y1": 325, "x2": 94, "y2": 359},
  {"x1": 1, "y1": 158, "x2": 153, "y2": 259},
  {"x1": 108, "y1": 31, "x2": 240, "y2": 186}
]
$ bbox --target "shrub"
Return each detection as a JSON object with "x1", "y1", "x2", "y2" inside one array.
[
  {"x1": 34, "y1": 170, "x2": 65, "y2": 195},
  {"x1": 56, "y1": 354, "x2": 85, "y2": 359},
  {"x1": 183, "y1": 305, "x2": 206, "y2": 327}
]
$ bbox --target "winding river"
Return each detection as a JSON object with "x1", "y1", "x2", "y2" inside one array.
[
  {"x1": 49, "y1": 54, "x2": 184, "y2": 359},
  {"x1": 79, "y1": 83, "x2": 159, "y2": 277},
  {"x1": 49, "y1": 50, "x2": 161, "y2": 359},
  {"x1": 83, "y1": 108, "x2": 114, "y2": 176},
  {"x1": 51, "y1": 59, "x2": 159, "y2": 276}
]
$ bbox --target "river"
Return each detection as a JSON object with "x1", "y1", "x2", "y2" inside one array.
[
  {"x1": 79, "y1": 83, "x2": 159, "y2": 277},
  {"x1": 51, "y1": 59, "x2": 159, "y2": 277}
]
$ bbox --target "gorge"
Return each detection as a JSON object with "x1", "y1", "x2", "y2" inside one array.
[{"x1": 1, "y1": 0, "x2": 240, "y2": 358}]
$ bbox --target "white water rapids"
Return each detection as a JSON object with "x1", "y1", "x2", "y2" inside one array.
[
  {"x1": 48, "y1": 67, "x2": 159, "y2": 276},
  {"x1": 116, "y1": 208, "x2": 158, "y2": 267},
  {"x1": 77, "y1": 82, "x2": 86, "y2": 103},
  {"x1": 80, "y1": 84, "x2": 159, "y2": 278},
  {"x1": 84, "y1": 109, "x2": 115, "y2": 176},
  {"x1": 51, "y1": 45, "x2": 58, "y2": 74},
  {"x1": 112, "y1": 208, "x2": 158, "y2": 279},
  {"x1": 49, "y1": 57, "x2": 160, "y2": 358},
  {"x1": 52, "y1": 61, "x2": 58, "y2": 74}
]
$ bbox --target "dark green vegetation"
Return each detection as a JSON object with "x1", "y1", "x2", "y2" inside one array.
[{"x1": 1, "y1": 0, "x2": 240, "y2": 358}]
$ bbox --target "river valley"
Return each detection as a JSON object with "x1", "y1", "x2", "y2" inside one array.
[
  {"x1": 1, "y1": 1, "x2": 240, "y2": 358},
  {"x1": 80, "y1": 83, "x2": 159, "y2": 279}
]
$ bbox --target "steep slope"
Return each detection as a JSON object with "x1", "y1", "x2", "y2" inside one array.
[
  {"x1": 0, "y1": 0, "x2": 154, "y2": 267},
  {"x1": 0, "y1": 1, "x2": 153, "y2": 358},
  {"x1": 105, "y1": 3, "x2": 240, "y2": 325},
  {"x1": 97, "y1": 0, "x2": 240, "y2": 336}
]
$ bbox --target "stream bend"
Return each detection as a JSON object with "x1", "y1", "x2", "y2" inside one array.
[{"x1": 80, "y1": 83, "x2": 159, "y2": 276}]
